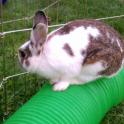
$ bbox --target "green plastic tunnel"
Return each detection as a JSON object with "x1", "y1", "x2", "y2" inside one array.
[{"x1": 5, "y1": 69, "x2": 124, "y2": 124}]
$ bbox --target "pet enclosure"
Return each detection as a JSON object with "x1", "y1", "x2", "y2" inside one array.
[{"x1": 0, "y1": 0, "x2": 124, "y2": 124}]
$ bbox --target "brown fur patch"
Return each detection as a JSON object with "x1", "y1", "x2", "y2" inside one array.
[
  {"x1": 37, "y1": 50, "x2": 41, "y2": 55},
  {"x1": 39, "y1": 42, "x2": 43, "y2": 46},
  {"x1": 19, "y1": 46, "x2": 32, "y2": 64},
  {"x1": 58, "y1": 25, "x2": 74, "y2": 35},
  {"x1": 25, "y1": 60, "x2": 30, "y2": 66},
  {"x1": 30, "y1": 41, "x2": 34, "y2": 47},
  {"x1": 25, "y1": 46, "x2": 32, "y2": 58},
  {"x1": 63, "y1": 43, "x2": 74, "y2": 56},
  {"x1": 33, "y1": 11, "x2": 48, "y2": 27},
  {"x1": 83, "y1": 34, "x2": 124, "y2": 76},
  {"x1": 81, "y1": 50, "x2": 86, "y2": 55}
]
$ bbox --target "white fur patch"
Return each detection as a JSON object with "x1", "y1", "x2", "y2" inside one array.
[
  {"x1": 86, "y1": 26, "x2": 100, "y2": 38},
  {"x1": 53, "y1": 81, "x2": 69, "y2": 91},
  {"x1": 20, "y1": 41, "x2": 30, "y2": 50},
  {"x1": 78, "y1": 61, "x2": 105, "y2": 83},
  {"x1": 31, "y1": 30, "x2": 35, "y2": 42},
  {"x1": 106, "y1": 32, "x2": 110, "y2": 39},
  {"x1": 123, "y1": 59, "x2": 124, "y2": 66},
  {"x1": 46, "y1": 26, "x2": 100, "y2": 58},
  {"x1": 116, "y1": 39, "x2": 123, "y2": 52},
  {"x1": 107, "y1": 33, "x2": 123, "y2": 52}
]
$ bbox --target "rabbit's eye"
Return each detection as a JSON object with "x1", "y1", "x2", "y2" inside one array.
[{"x1": 19, "y1": 49, "x2": 26, "y2": 58}]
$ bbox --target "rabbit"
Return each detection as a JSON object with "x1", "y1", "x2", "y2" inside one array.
[{"x1": 18, "y1": 10, "x2": 124, "y2": 91}]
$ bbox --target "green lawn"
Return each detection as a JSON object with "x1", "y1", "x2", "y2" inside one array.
[{"x1": 0, "y1": 0, "x2": 124, "y2": 123}]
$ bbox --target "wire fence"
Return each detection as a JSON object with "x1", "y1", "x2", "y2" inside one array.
[
  {"x1": 1, "y1": 15, "x2": 124, "y2": 37},
  {"x1": 1, "y1": 13, "x2": 124, "y2": 90},
  {"x1": 0, "y1": 0, "x2": 61, "y2": 25},
  {"x1": 0, "y1": 0, "x2": 124, "y2": 123},
  {"x1": 0, "y1": 0, "x2": 61, "y2": 122}
]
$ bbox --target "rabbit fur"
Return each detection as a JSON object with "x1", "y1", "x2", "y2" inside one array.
[{"x1": 18, "y1": 11, "x2": 124, "y2": 91}]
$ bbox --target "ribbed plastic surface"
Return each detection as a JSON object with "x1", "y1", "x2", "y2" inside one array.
[{"x1": 5, "y1": 69, "x2": 124, "y2": 124}]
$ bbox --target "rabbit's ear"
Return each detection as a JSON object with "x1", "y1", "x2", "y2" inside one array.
[
  {"x1": 31, "y1": 23, "x2": 47, "y2": 46},
  {"x1": 31, "y1": 11, "x2": 48, "y2": 46},
  {"x1": 33, "y1": 10, "x2": 48, "y2": 27}
]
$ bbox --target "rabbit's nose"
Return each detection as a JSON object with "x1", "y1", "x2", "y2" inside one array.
[{"x1": 19, "y1": 49, "x2": 26, "y2": 59}]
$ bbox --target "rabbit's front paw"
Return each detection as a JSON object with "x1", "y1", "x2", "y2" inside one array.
[{"x1": 53, "y1": 81, "x2": 69, "y2": 91}]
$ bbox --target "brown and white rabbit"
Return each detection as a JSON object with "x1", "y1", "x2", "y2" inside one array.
[{"x1": 18, "y1": 10, "x2": 124, "y2": 91}]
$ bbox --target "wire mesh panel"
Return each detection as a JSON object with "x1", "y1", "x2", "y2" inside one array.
[
  {"x1": 0, "y1": 0, "x2": 124, "y2": 124},
  {"x1": 0, "y1": 0, "x2": 61, "y2": 122}
]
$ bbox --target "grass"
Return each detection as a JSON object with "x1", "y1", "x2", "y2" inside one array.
[{"x1": 0, "y1": 0, "x2": 124, "y2": 123}]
